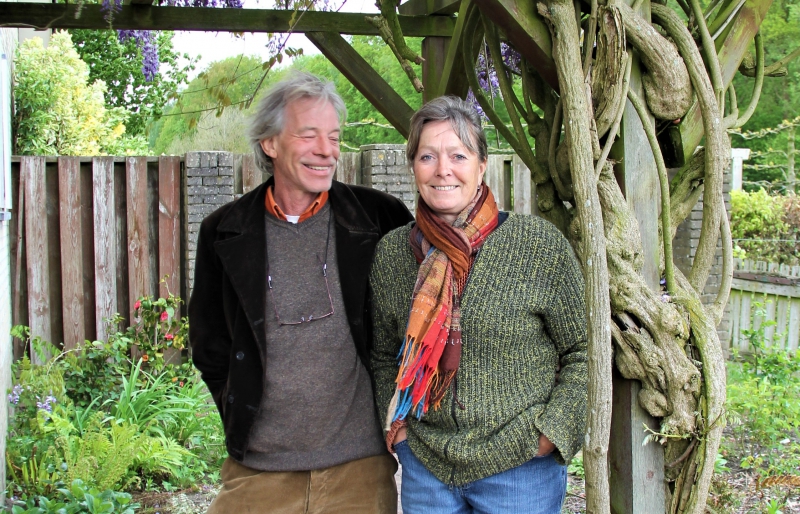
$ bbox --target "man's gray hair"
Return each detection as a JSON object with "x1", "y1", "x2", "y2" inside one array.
[
  {"x1": 406, "y1": 96, "x2": 488, "y2": 165},
  {"x1": 249, "y1": 71, "x2": 347, "y2": 173}
]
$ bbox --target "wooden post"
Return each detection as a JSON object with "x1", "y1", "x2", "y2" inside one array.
[
  {"x1": 93, "y1": 157, "x2": 117, "y2": 342},
  {"x1": 158, "y1": 157, "x2": 181, "y2": 304},
  {"x1": 126, "y1": 157, "x2": 151, "y2": 319},
  {"x1": 608, "y1": 2, "x2": 666, "y2": 511},
  {"x1": 22, "y1": 156, "x2": 51, "y2": 362},
  {"x1": 58, "y1": 157, "x2": 85, "y2": 350}
]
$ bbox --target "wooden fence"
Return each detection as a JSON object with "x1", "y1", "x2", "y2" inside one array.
[
  {"x1": 727, "y1": 258, "x2": 800, "y2": 354},
  {"x1": 9, "y1": 151, "x2": 533, "y2": 361},
  {"x1": 10, "y1": 156, "x2": 182, "y2": 361}
]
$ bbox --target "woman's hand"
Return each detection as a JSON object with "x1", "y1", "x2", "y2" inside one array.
[
  {"x1": 393, "y1": 426, "x2": 408, "y2": 445},
  {"x1": 536, "y1": 433, "x2": 555, "y2": 457}
]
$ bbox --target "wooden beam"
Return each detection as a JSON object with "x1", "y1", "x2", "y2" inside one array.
[
  {"x1": 0, "y1": 2, "x2": 455, "y2": 36},
  {"x1": 399, "y1": 0, "x2": 461, "y2": 15},
  {"x1": 474, "y1": 0, "x2": 559, "y2": 92},
  {"x1": 422, "y1": 37, "x2": 450, "y2": 102},
  {"x1": 661, "y1": 0, "x2": 773, "y2": 167},
  {"x1": 307, "y1": 31, "x2": 415, "y2": 139},
  {"x1": 437, "y1": 0, "x2": 472, "y2": 99}
]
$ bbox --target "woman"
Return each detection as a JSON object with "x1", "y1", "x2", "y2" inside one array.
[{"x1": 369, "y1": 96, "x2": 587, "y2": 514}]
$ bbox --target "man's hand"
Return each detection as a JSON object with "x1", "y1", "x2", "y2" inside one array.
[{"x1": 536, "y1": 433, "x2": 555, "y2": 456}]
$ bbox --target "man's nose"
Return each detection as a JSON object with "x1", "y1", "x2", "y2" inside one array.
[{"x1": 314, "y1": 135, "x2": 335, "y2": 157}]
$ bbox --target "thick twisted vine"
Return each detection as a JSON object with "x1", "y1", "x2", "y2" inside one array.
[{"x1": 651, "y1": 4, "x2": 730, "y2": 295}]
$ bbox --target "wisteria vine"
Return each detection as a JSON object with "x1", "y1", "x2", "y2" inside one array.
[{"x1": 101, "y1": 0, "x2": 244, "y2": 81}]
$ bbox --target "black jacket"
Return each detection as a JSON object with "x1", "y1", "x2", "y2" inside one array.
[{"x1": 189, "y1": 178, "x2": 413, "y2": 460}]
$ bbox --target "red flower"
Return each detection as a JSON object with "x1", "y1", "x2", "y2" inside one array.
[
  {"x1": 160, "y1": 311, "x2": 169, "y2": 321},
  {"x1": 134, "y1": 300, "x2": 141, "y2": 310},
  {"x1": 165, "y1": 333, "x2": 174, "y2": 340},
  {"x1": 142, "y1": 354, "x2": 149, "y2": 362},
  {"x1": 179, "y1": 381, "x2": 184, "y2": 387}
]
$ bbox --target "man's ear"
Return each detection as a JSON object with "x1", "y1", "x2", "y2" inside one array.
[{"x1": 260, "y1": 138, "x2": 277, "y2": 159}]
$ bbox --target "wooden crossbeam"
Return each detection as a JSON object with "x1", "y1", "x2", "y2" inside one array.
[
  {"x1": 475, "y1": 0, "x2": 559, "y2": 92},
  {"x1": 0, "y1": 2, "x2": 455, "y2": 36},
  {"x1": 661, "y1": 0, "x2": 773, "y2": 167},
  {"x1": 306, "y1": 31, "x2": 415, "y2": 138},
  {"x1": 399, "y1": 0, "x2": 461, "y2": 16}
]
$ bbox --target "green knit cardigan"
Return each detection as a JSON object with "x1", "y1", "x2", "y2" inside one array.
[{"x1": 369, "y1": 213, "x2": 588, "y2": 486}]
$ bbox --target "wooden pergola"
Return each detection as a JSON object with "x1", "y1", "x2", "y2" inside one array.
[{"x1": 0, "y1": 0, "x2": 772, "y2": 511}]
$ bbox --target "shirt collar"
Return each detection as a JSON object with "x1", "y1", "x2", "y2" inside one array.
[{"x1": 265, "y1": 185, "x2": 329, "y2": 224}]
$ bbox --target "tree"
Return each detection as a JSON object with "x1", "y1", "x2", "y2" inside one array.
[
  {"x1": 12, "y1": 31, "x2": 147, "y2": 156},
  {"x1": 70, "y1": 29, "x2": 195, "y2": 137},
  {"x1": 730, "y1": 0, "x2": 800, "y2": 189},
  {"x1": 150, "y1": 54, "x2": 270, "y2": 154}
]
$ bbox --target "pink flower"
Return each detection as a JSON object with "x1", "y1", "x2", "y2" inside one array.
[
  {"x1": 134, "y1": 300, "x2": 141, "y2": 310},
  {"x1": 179, "y1": 381, "x2": 184, "y2": 387},
  {"x1": 165, "y1": 333, "x2": 174, "y2": 340},
  {"x1": 160, "y1": 311, "x2": 168, "y2": 321}
]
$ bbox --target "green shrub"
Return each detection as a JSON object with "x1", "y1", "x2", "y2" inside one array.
[
  {"x1": 10, "y1": 479, "x2": 138, "y2": 514},
  {"x1": 724, "y1": 303, "x2": 800, "y2": 476},
  {"x1": 7, "y1": 297, "x2": 223, "y2": 501},
  {"x1": 730, "y1": 189, "x2": 798, "y2": 263}
]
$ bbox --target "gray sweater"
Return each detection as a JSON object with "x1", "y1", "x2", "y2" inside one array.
[
  {"x1": 243, "y1": 204, "x2": 386, "y2": 471},
  {"x1": 370, "y1": 214, "x2": 588, "y2": 485}
]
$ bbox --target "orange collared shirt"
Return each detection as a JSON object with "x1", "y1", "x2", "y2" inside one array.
[{"x1": 265, "y1": 186, "x2": 329, "y2": 223}]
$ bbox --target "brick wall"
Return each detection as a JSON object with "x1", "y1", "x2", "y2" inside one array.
[
  {"x1": 184, "y1": 151, "x2": 234, "y2": 297},
  {"x1": 672, "y1": 163, "x2": 733, "y2": 344},
  {"x1": 360, "y1": 144, "x2": 416, "y2": 213}
]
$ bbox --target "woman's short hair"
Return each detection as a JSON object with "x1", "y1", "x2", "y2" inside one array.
[
  {"x1": 406, "y1": 96, "x2": 488, "y2": 165},
  {"x1": 249, "y1": 71, "x2": 347, "y2": 173}
]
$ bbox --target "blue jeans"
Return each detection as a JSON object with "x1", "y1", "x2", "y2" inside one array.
[{"x1": 394, "y1": 440, "x2": 566, "y2": 514}]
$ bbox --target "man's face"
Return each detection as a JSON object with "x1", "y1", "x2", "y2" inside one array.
[{"x1": 260, "y1": 97, "x2": 341, "y2": 198}]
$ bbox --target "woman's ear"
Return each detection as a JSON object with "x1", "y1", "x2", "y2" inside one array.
[{"x1": 478, "y1": 158, "x2": 487, "y2": 183}]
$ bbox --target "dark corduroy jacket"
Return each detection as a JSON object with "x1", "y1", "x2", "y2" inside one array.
[{"x1": 189, "y1": 178, "x2": 412, "y2": 461}]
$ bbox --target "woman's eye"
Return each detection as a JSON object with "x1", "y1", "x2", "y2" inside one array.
[
  {"x1": 419, "y1": 155, "x2": 433, "y2": 162},
  {"x1": 453, "y1": 154, "x2": 467, "y2": 160}
]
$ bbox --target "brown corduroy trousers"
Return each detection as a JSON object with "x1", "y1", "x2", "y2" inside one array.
[{"x1": 206, "y1": 454, "x2": 398, "y2": 514}]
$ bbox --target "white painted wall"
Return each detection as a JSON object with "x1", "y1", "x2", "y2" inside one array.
[{"x1": 0, "y1": 26, "x2": 17, "y2": 499}]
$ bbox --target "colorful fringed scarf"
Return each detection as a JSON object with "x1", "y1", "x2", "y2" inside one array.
[{"x1": 386, "y1": 184, "x2": 499, "y2": 430}]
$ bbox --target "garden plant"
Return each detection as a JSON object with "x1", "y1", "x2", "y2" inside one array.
[{"x1": 5, "y1": 295, "x2": 224, "y2": 513}]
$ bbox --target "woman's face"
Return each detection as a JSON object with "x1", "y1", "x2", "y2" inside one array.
[{"x1": 412, "y1": 120, "x2": 486, "y2": 224}]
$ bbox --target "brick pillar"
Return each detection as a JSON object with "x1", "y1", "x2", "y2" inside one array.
[
  {"x1": 360, "y1": 144, "x2": 416, "y2": 213},
  {"x1": 184, "y1": 151, "x2": 234, "y2": 298}
]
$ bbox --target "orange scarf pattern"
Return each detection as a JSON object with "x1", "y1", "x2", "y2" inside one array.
[{"x1": 388, "y1": 184, "x2": 499, "y2": 423}]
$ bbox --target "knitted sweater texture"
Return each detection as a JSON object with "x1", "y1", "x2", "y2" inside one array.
[{"x1": 370, "y1": 213, "x2": 588, "y2": 486}]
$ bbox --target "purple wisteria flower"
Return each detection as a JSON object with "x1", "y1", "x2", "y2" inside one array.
[
  {"x1": 35, "y1": 394, "x2": 57, "y2": 413},
  {"x1": 7, "y1": 385, "x2": 22, "y2": 405}
]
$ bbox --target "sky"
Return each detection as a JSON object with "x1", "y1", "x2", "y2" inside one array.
[{"x1": 171, "y1": 0, "x2": 379, "y2": 80}]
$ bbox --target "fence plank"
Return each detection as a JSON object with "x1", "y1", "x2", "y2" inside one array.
[
  {"x1": 776, "y1": 297, "x2": 789, "y2": 344},
  {"x1": 23, "y1": 157, "x2": 51, "y2": 360},
  {"x1": 242, "y1": 155, "x2": 262, "y2": 194},
  {"x1": 789, "y1": 299, "x2": 800, "y2": 353},
  {"x1": 58, "y1": 157, "x2": 85, "y2": 350},
  {"x1": 127, "y1": 157, "x2": 151, "y2": 318},
  {"x1": 739, "y1": 293, "x2": 751, "y2": 353},
  {"x1": 159, "y1": 157, "x2": 181, "y2": 303},
  {"x1": 729, "y1": 291, "x2": 741, "y2": 354},
  {"x1": 512, "y1": 156, "x2": 532, "y2": 215},
  {"x1": 730, "y1": 278, "x2": 800, "y2": 298},
  {"x1": 764, "y1": 297, "x2": 777, "y2": 346},
  {"x1": 336, "y1": 152, "x2": 361, "y2": 185},
  {"x1": 484, "y1": 156, "x2": 510, "y2": 210},
  {"x1": 93, "y1": 157, "x2": 117, "y2": 341}
]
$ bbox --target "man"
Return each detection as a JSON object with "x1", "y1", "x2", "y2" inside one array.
[{"x1": 189, "y1": 72, "x2": 412, "y2": 513}]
